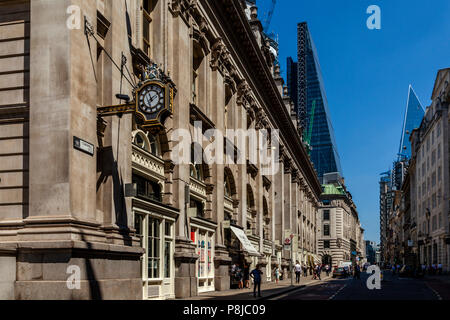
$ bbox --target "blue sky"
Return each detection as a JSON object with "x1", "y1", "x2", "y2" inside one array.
[{"x1": 258, "y1": 0, "x2": 450, "y2": 243}]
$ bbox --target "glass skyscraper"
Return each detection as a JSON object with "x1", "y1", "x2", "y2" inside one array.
[
  {"x1": 398, "y1": 85, "x2": 425, "y2": 159},
  {"x1": 287, "y1": 22, "x2": 342, "y2": 180}
]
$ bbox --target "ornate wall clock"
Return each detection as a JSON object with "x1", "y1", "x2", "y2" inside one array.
[{"x1": 134, "y1": 63, "x2": 176, "y2": 129}]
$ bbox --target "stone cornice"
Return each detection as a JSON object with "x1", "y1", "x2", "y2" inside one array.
[{"x1": 205, "y1": 0, "x2": 322, "y2": 198}]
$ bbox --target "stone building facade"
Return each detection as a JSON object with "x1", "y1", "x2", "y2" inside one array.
[
  {"x1": 0, "y1": 0, "x2": 322, "y2": 299},
  {"x1": 317, "y1": 175, "x2": 365, "y2": 267},
  {"x1": 409, "y1": 68, "x2": 450, "y2": 271}
]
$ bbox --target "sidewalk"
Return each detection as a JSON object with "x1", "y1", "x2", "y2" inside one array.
[{"x1": 184, "y1": 274, "x2": 334, "y2": 300}]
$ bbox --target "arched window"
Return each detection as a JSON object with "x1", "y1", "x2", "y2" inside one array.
[
  {"x1": 190, "y1": 143, "x2": 204, "y2": 181},
  {"x1": 224, "y1": 173, "x2": 233, "y2": 198},
  {"x1": 247, "y1": 185, "x2": 255, "y2": 209},
  {"x1": 133, "y1": 130, "x2": 161, "y2": 157},
  {"x1": 263, "y1": 197, "x2": 270, "y2": 240},
  {"x1": 148, "y1": 133, "x2": 160, "y2": 157}
]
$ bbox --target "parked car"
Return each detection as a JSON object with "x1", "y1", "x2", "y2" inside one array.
[{"x1": 332, "y1": 267, "x2": 348, "y2": 278}]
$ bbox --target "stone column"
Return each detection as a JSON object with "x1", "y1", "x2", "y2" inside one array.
[
  {"x1": 14, "y1": 0, "x2": 142, "y2": 300},
  {"x1": 283, "y1": 161, "x2": 292, "y2": 262},
  {"x1": 169, "y1": 9, "x2": 198, "y2": 299},
  {"x1": 274, "y1": 159, "x2": 284, "y2": 245},
  {"x1": 210, "y1": 54, "x2": 231, "y2": 291}
]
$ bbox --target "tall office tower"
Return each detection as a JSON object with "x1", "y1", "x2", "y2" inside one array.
[
  {"x1": 398, "y1": 85, "x2": 425, "y2": 159},
  {"x1": 286, "y1": 57, "x2": 298, "y2": 112},
  {"x1": 391, "y1": 86, "x2": 424, "y2": 190},
  {"x1": 287, "y1": 22, "x2": 342, "y2": 180},
  {"x1": 379, "y1": 172, "x2": 393, "y2": 262}
]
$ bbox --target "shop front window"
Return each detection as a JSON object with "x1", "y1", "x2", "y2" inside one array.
[
  {"x1": 191, "y1": 227, "x2": 215, "y2": 292},
  {"x1": 148, "y1": 218, "x2": 160, "y2": 279}
]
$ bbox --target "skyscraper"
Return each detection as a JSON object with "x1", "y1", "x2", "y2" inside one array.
[
  {"x1": 398, "y1": 85, "x2": 425, "y2": 159},
  {"x1": 392, "y1": 85, "x2": 424, "y2": 190},
  {"x1": 287, "y1": 22, "x2": 342, "y2": 180},
  {"x1": 379, "y1": 172, "x2": 392, "y2": 262}
]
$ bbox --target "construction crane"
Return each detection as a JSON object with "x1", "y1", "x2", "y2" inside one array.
[
  {"x1": 304, "y1": 100, "x2": 316, "y2": 155},
  {"x1": 262, "y1": 0, "x2": 277, "y2": 33}
]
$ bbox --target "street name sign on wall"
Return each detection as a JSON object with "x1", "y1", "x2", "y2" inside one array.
[{"x1": 73, "y1": 136, "x2": 94, "y2": 156}]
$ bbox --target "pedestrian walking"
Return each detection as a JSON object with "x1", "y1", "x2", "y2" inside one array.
[
  {"x1": 250, "y1": 264, "x2": 263, "y2": 298},
  {"x1": 243, "y1": 264, "x2": 250, "y2": 288},
  {"x1": 354, "y1": 264, "x2": 361, "y2": 280},
  {"x1": 438, "y1": 263, "x2": 443, "y2": 275},
  {"x1": 325, "y1": 264, "x2": 330, "y2": 277},
  {"x1": 274, "y1": 265, "x2": 280, "y2": 284},
  {"x1": 236, "y1": 265, "x2": 243, "y2": 289},
  {"x1": 294, "y1": 261, "x2": 302, "y2": 284},
  {"x1": 303, "y1": 265, "x2": 307, "y2": 277},
  {"x1": 314, "y1": 264, "x2": 321, "y2": 280}
]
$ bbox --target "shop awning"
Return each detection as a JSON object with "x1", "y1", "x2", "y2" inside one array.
[{"x1": 230, "y1": 226, "x2": 260, "y2": 256}]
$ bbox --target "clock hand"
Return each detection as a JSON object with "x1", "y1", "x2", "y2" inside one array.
[{"x1": 150, "y1": 94, "x2": 158, "y2": 102}]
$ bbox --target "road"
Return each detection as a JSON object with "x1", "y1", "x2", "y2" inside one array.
[{"x1": 273, "y1": 271, "x2": 447, "y2": 300}]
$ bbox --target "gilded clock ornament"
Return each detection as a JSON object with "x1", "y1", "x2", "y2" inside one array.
[
  {"x1": 133, "y1": 62, "x2": 177, "y2": 129},
  {"x1": 96, "y1": 62, "x2": 177, "y2": 132}
]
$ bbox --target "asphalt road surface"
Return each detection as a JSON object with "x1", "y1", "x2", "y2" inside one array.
[{"x1": 274, "y1": 271, "x2": 444, "y2": 300}]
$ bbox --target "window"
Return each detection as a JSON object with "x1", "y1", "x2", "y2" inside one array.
[
  {"x1": 432, "y1": 215, "x2": 437, "y2": 231},
  {"x1": 192, "y1": 42, "x2": 204, "y2": 106},
  {"x1": 432, "y1": 172, "x2": 436, "y2": 187},
  {"x1": 323, "y1": 224, "x2": 330, "y2": 236},
  {"x1": 135, "y1": 213, "x2": 144, "y2": 247},
  {"x1": 323, "y1": 210, "x2": 330, "y2": 221},
  {"x1": 164, "y1": 222, "x2": 173, "y2": 278},
  {"x1": 438, "y1": 144, "x2": 441, "y2": 159},
  {"x1": 224, "y1": 172, "x2": 233, "y2": 198},
  {"x1": 133, "y1": 131, "x2": 161, "y2": 157},
  {"x1": 439, "y1": 213, "x2": 442, "y2": 229},
  {"x1": 148, "y1": 133, "x2": 160, "y2": 156},
  {"x1": 192, "y1": 229, "x2": 214, "y2": 281},
  {"x1": 438, "y1": 167, "x2": 442, "y2": 182},
  {"x1": 432, "y1": 150, "x2": 436, "y2": 165},
  {"x1": 142, "y1": 0, "x2": 154, "y2": 57},
  {"x1": 190, "y1": 199, "x2": 204, "y2": 218},
  {"x1": 148, "y1": 218, "x2": 160, "y2": 279},
  {"x1": 324, "y1": 240, "x2": 330, "y2": 249},
  {"x1": 190, "y1": 143, "x2": 204, "y2": 181},
  {"x1": 133, "y1": 174, "x2": 162, "y2": 202},
  {"x1": 432, "y1": 193, "x2": 436, "y2": 209}
]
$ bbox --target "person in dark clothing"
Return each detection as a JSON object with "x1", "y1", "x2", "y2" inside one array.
[
  {"x1": 250, "y1": 264, "x2": 263, "y2": 298},
  {"x1": 354, "y1": 265, "x2": 361, "y2": 280},
  {"x1": 243, "y1": 264, "x2": 250, "y2": 289}
]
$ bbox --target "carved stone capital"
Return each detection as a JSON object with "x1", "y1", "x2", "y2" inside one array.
[
  {"x1": 237, "y1": 81, "x2": 251, "y2": 106},
  {"x1": 164, "y1": 159, "x2": 175, "y2": 174},
  {"x1": 210, "y1": 38, "x2": 226, "y2": 72}
]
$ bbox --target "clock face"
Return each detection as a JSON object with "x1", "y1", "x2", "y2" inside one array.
[{"x1": 139, "y1": 84, "x2": 165, "y2": 114}]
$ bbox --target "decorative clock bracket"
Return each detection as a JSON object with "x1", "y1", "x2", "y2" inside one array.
[{"x1": 97, "y1": 62, "x2": 177, "y2": 132}]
